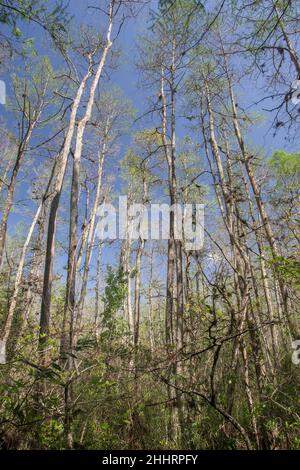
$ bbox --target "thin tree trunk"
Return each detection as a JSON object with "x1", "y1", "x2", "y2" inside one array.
[
  {"x1": 0, "y1": 122, "x2": 35, "y2": 269},
  {"x1": 134, "y1": 237, "x2": 144, "y2": 347},
  {"x1": 74, "y1": 140, "x2": 106, "y2": 345},
  {"x1": 272, "y1": 0, "x2": 300, "y2": 77}
]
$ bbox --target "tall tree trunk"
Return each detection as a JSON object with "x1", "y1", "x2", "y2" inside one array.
[
  {"x1": 147, "y1": 246, "x2": 155, "y2": 355},
  {"x1": 0, "y1": 152, "x2": 58, "y2": 362},
  {"x1": 61, "y1": 4, "x2": 114, "y2": 360},
  {"x1": 39, "y1": 66, "x2": 92, "y2": 353},
  {"x1": 134, "y1": 237, "x2": 144, "y2": 348},
  {"x1": 205, "y1": 81, "x2": 262, "y2": 448},
  {"x1": 0, "y1": 121, "x2": 36, "y2": 269},
  {"x1": 94, "y1": 241, "x2": 103, "y2": 341},
  {"x1": 121, "y1": 222, "x2": 134, "y2": 345},
  {"x1": 160, "y1": 66, "x2": 175, "y2": 347},
  {"x1": 225, "y1": 62, "x2": 297, "y2": 337}
]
